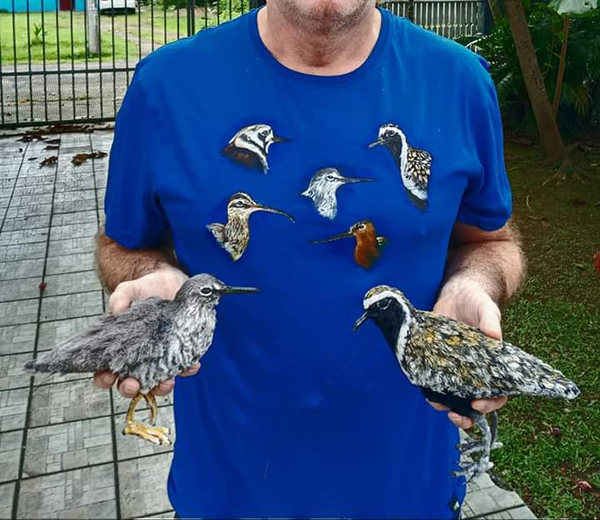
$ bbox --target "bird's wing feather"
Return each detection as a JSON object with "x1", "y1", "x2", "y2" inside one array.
[
  {"x1": 27, "y1": 298, "x2": 174, "y2": 376},
  {"x1": 403, "y1": 312, "x2": 577, "y2": 399},
  {"x1": 104, "y1": 298, "x2": 176, "y2": 376},
  {"x1": 407, "y1": 148, "x2": 432, "y2": 191}
]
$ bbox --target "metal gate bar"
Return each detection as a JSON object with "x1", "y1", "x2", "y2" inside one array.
[{"x1": 1, "y1": 0, "x2": 485, "y2": 129}]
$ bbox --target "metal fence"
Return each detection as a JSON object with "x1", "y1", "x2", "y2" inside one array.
[{"x1": 0, "y1": 0, "x2": 488, "y2": 129}]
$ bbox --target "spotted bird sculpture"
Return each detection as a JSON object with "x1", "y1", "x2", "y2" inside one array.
[{"x1": 354, "y1": 285, "x2": 580, "y2": 480}]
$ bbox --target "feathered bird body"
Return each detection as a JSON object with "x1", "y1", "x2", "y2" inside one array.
[
  {"x1": 26, "y1": 297, "x2": 214, "y2": 392},
  {"x1": 24, "y1": 274, "x2": 259, "y2": 445},
  {"x1": 361, "y1": 286, "x2": 580, "y2": 402},
  {"x1": 24, "y1": 275, "x2": 259, "y2": 390},
  {"x1": 356, "y1": 285, "x2": 580, "y2": 480}
]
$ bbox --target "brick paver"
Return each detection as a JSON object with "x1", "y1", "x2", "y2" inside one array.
[{"x1": 0, "y1": 129, "x2": 536, "y2": 519}]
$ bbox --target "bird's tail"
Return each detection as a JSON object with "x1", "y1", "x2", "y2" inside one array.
[
  {"x1": 24, "y1": 350, "x2": 68, "y2": 374},
  {"x1": 528, "y1": 368, "x2": 580, "y2": 400}
]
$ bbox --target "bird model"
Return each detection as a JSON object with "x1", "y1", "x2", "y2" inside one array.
[
  {"x1": 222, "y1": 124, "x2": 287, "y2": 174},
  {"x1": 369, "y1": 123, "x2": 432, "y2": 210},
  {"x1": 24, "y1": 274, "x2": 259, "y2": 445},
  {"x1": 207, "y1": 192, "x2": 295, "y2": 262},
  {"x1": 354, "y1": 285, "x2": 580, "y2": 481},
  {"x1": 301, "y1": 167, "x2": 373, "y2": 220},
  {"x1": 311, "y1": 220, "x2": 387, "y2": 269}
]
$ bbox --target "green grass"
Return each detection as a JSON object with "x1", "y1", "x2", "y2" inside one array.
[
  {"x1": 493, "y1": 137, "x2": 600, "y2": 518},
  {"x1": 0, "y1": 8, "x2": 243, "y2": 64},
  {"x1": 0, "y1": 11, "x2": 133, "y2": 64}
]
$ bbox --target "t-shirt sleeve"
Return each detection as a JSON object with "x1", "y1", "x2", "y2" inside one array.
[
  {"x1": 104, "y1": 66, "x2": 170, "y2": 249},
  {"x1": 456, "y1": 64, "x2": 512, "y2": 231}
]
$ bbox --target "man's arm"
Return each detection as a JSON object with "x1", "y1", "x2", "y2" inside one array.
[
  {"x1": 93, "y1": 231, "x2": 198, "y2": 398},
  {"x1": 431, "y1": 219, "x2": 526, "y2": 429}
]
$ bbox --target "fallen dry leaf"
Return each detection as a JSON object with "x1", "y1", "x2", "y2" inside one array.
[
  {"x1": 39, "y1": 156, "x2": 58, "y2": 167},
  {"x1": 44, "y1": 145, "x2": 59, "y2": 150},
  {"x1": 71, "y1": 151, "x2": 107, "y2": 166}
]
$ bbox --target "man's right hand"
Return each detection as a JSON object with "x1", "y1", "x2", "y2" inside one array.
[{"x1": 93, "y1": 265, "x2": 199, "y2": 398}]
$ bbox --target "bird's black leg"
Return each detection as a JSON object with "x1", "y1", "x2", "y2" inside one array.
[
  {"x1": 457, "y1": 411, "x2": 503, "y2": 455},
  {"x1": 454, "y1": 413, "x2": 494, "y2": 481}
]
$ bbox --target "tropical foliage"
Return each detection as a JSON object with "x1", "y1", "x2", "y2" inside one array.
[{"x1": 463, "y1": 2, "x2": 600, "y2": 135}]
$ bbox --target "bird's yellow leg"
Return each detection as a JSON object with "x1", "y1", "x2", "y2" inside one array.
[
  {"x1": 122, "y1": 392, "x2": 171, "y2": 445},
  {"x1": 143, "y1": 392, "x2": 158, "y2": 425}
]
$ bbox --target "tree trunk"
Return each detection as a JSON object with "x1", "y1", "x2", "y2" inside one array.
[
  {"x1": 552, "y1": 15, "x2": 570, "y2": 116},
  {"x1": 504, "y1": 0, "x2": 567, "y2": 162},
  {"x1": 487, "y1": 0, "x2": 503, "y2": 24}
]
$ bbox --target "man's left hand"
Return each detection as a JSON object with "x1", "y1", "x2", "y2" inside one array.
[{"x1": 430, "y1": 279, "x2": 508, "y2": 429}]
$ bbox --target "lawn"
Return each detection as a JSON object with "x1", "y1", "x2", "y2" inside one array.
[
  {"x1": 493, "y1": 137, "x2": 600, "y2": 518},
  {"x1": 0, "y1": 7, "x2": 243, "y2": 65},
  {"x1": 0, "y1": 11, "x2": 134, "y2": 64}
]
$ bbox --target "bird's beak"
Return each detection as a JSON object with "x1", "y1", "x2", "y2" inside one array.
[
  {"x1": 257, "y1": 205, "x2": 296, "y2": 223},
  {"x1": 219, "y1": 286, "x2": 260, "y2": 295},
  {"x1": 368, "y1": 138, "x2": 384, "y2": 148},
  {"x1": 343, "y1": 176, "x2": 374, "y2": 184},
  {"x1": 272, "y1": 134, "x2": 289, "y2": 143},
  {"x1": 310, "y1": 230, "x2": 353, "y2": 244},
  {"x1": 353, "y1": 311, "x2": 370, "y2": 331}
]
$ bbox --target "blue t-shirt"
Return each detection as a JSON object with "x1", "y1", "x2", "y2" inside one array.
[{"x1": 105, "y1": 7, "x2": 511, "y2": 519}]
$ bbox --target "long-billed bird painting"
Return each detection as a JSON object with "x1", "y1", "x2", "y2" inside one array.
[
  {"x1": 208, "y1": 192, "x2": 295, "y2": 262},
  {"x1": 354, "y1": 285, "x2": 580, "y2": 480},
  {"x1": 24, "y1": 274, "x2": 259, "y2": 445},
  {"x1": 311, "y1": 220, "x2": 386, "y2": 269}
]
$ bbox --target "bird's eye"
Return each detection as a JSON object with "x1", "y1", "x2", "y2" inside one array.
[
  {"x1": 234, "y1": 201, "x2": 246, "y2": 207},
  {"x1": 358, "y1": 223, "x2": 366, "y2": 230},
  {"x1": 200, "y1": 287, "x2": 213, "y2": 296},
  {"x1": 377, "y1": 299, "x2": 391, "y2": 310},
  {"x1": 326, "y1": 175, "x2": 336, "y2": 181},
  {"x1": 385, "y1": 131, "x2": 392, "y2": 137},
  {"x1": 260, "y1": 130, "x2": 269, "y2": 138}
]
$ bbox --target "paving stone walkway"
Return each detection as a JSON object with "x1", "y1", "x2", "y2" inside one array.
[{"x1": 0, "y1": 129, "x2": 537, "y2": 519}]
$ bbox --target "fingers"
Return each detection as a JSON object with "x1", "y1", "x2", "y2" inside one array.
[
  {"x1": 152, "y1": 379, "x2": 175, "y2": 397},
  {"x1": 426, "y1": 399, "x2": 450, "y2": 412},
  {"x1": 472, "y1": 396, "x2": 508, "y2": 414},
  {"x1": 93, "y1": 372, "x2": 141, "y2": 399},
  {"x1": 478, "y1": 305, "x2": 502, "y2": 341},
  {"x1": 179, "y1": 362, "x2": 200, "y2": 377},
  {"x1": 116, "y1": 377, "x2": 141, "y2": 398},
  {"x1": 108, "y1": 281, "x2": 138, "y2": 314},
  {"x1": 93, "y1": 370, "x2": 117, "y2": 389},
  {"x1": 448, "y1": 412, "x2": 474, "y2": 429}
]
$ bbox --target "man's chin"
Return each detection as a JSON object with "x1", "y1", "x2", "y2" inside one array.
[{"x1": 279, "y1": 0, "x2": 372, "y2": 32}]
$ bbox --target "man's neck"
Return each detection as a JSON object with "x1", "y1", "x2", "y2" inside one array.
[{"x1": 257, "y1": 3, "x2": 381, "y2": 76}]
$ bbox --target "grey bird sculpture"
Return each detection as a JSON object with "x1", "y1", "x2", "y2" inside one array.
[
  {"x1": 354, "y1": 285, "x2": 580, "y2": 481},
  {"x1": 222, "y1": 124, "x2": 287, "y2": 174},
  {"x1": 301, "y1": 167, "x2": 373, "y2": 219},
  {"x1": 24, "y1": 274, "x2": 259, "y2": 445},
  {"x1": 369, "y1": 123, "x2": 432, "y2": 210},
  {"x1": 207, "y1": 192, "x2": 295, "y2": 262}
]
